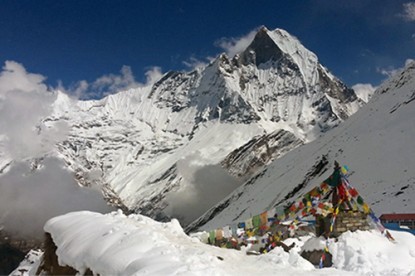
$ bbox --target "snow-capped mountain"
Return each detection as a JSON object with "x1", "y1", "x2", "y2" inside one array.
[
  {"x1": 0, "y1": 27, "x2": 361, "y2": 225},
  {"x1": 187, "y1": 60, "x2": 415, "y2": 232}
]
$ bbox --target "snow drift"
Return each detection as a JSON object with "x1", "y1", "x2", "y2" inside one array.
[{"x1": 38, "y1": 211, "x2": 415, "y2": 276}]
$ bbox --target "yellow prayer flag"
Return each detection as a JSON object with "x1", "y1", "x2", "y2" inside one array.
[{"x1": 362, "y1": 203, "x2": 370, "y2": 214}]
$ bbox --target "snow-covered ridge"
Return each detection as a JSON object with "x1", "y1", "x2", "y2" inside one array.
[
  {"x1": 189, "y1": 58, "x2": 415, "y2": 232},
  {"x1": 268, "y1": 28, "x2": 319, "y2": 86}
]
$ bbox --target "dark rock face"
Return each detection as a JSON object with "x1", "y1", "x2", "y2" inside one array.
[
  {"x1": 37, "y1": 233, "x2": 93, "y2": 275},
  {"x1": 221, "y1": 129, "x2": 303, "y2": 179},
  {"x1": 301, "y1": 249, "x2": 333, "y2": 267},
  {"x1": 0, "y1": 244, "x2": 26, "y2": 275},
  {"x1": 0, "y1": 230, "x2": 43, "y2": 275},
  {"x1": 317, "y1": 66, "x2": 358, "y2": 120},
  {"x1": 240, "y1": 27, "x2": 284, "y2": 66}
]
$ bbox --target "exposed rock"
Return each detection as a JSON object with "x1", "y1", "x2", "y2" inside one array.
[
  {"x1": 301, "y1": 249, "x2": 332, "y2": 267},
  {"x1": 221, "y1": 129, "x2": 303, "y2": 179},
  {"x1": 0, "y1": 231, "x2": 43, "y2": 275},
  {"x1": 37, "y1": 233, "x2": 93, "y2": 275}
]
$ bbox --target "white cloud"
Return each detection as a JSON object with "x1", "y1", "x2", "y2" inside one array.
[
  {"x1": 144, "y1": 66, "x2": 163, "y2": 85},
  {"x1": 377, "y1": 58, "x2": 415, "y2": 78},
  {"x1": 405, "y1": 58, "x2": 415, "y2": 66},
  {"x1": 0, "y1": 62, "x2": 112, "y2": 240},
  {"x1": 0, "y1": 61, "x2": 68, "y2": 160},
  {"x1": 182, "y1": 56, "x2": 208, "y2": 70},
  {"x1": 352, "y1": 83, "x2": 377, "y2": 103},
  {"x1": 402, "y1": 2, "x2": 415, "y2": 21},
  {"x1": 376, "y1": 66, "x2": 399, "y2": 78},
  {"x1": 215, "y1": 29, "x2": 258, "y2": 57},
  {"x1": 164, "y1": 154, "x2": 242, "y2": 225},
  {"x1": 0, "y1": 61, "x2": 47, "y2": 98},
  {"x1": 67, "y1": 65, "x2": 163, "y2": 99},
  {"x1": 0, "y1": 158, "x2": 113, "y2": 239}
]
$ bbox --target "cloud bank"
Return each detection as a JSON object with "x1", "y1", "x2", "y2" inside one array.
[
  {"x1": 164, "y1": 154, "x2": 243, "y2": 226},
  {"x1": 66, "y1": 65, "x2": 163, "y2": 99},
  {"x1": 352, "y1": 83, "x2": 376, "y2": 103},
  {"x1": 0, "y1": 61, "x2": 113, "y2": 240},
  {"x1": 0, "y1": 61, "x2": 67, "y2": 161},
  {"x1": 0, "y1": 158, "x2": 114, "y2": 239}
]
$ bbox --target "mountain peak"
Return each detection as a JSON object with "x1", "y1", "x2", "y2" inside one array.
[
  {"x1": 239, "y1": 27, "x2": 319, "y2": 85},
  {"x1": 240, "y1": 27, "x2": 284, "y2": 66}
]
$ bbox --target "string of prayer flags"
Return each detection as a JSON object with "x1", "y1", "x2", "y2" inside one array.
[{"x1": 203, "y1": 163, "x2": 395, "y2": 258}]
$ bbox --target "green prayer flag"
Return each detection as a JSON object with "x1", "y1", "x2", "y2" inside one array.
[
  {"x1": 209, "y1": 230, "x2": 216, "y2": 244},
  {"x1": 252, "y1": 215, "x2": 261, "y2": 228},
  {"x1": 325, "y1": 166, "x2": 342, "y2": 187}
]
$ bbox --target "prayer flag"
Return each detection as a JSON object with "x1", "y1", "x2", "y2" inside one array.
[
  {"x1": 245, "y1": 218, "x2": 253, "y2": 229},
  {"x1": 231, "y1": 225, "x2": 238, "y2": 237},
  {"x1": 362, "y1": 203, "x2": 370, "y2": 214},
  {"x1": 209, "y1": 231, "x2": 215, "y2": 244},
  {"x1": 260, "y1": 211, "x2": 268, "y2": 226},
  {"x1": 252, "y1": 215, "x2": 261, "y2": 228},
  {"x1": 216, "y1": 229, "x2": 223, "y2": 240},
  {"x1": 223, "y1": 226, "x2": 232, "y2": 238}
]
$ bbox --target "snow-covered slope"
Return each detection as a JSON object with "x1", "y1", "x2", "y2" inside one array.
[
  {"x1": 0, "y1": 27, "x2": 361, "y2": 225},
  {"x1": 188, "y1": 61, "x2": 415, "y2": 232},
  {"x1": 37, "y1": 210, "x2": 415, "y2": 276}
]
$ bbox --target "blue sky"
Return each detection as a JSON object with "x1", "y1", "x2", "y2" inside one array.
[{"x1": 1, "y1": 0, "x2": 414, "y2": 98}]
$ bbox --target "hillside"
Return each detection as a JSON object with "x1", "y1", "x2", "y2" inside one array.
[{"x1": 188, "y1": 61, "x2": 415, "y2": 232}]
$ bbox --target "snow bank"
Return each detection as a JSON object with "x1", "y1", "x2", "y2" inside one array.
[
  {"x1": 300, "y1": 230, "x2": 415, "y2": 275},
  {"x1": 44, "y1": 211, "x2": 415, "y2": 276},
  {"x1": 329, "y1": 230, "x2": 415, "y2": 275}
]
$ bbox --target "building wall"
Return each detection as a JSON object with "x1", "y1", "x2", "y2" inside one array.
[{"x1": 316, "y1": 211, "x2": 370, "y2": 238}]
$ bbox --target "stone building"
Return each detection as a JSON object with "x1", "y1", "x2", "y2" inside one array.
[{"x1": 315, "y1": 210, "x2": 370, "y2": 238}]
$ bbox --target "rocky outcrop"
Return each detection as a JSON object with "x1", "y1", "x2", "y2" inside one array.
[
  {"x1": 0, "y1": 231, "x2": 43, "y2": 275},
  {"x1": 301, "y1": 249, "x2": 332, "y2": 267},
  {"x1": 221, "y1": 129, "x2": 303, "y2": 179},
  {"x1": 36, "y1": 233, "x2": 93, "y2": 275}
]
